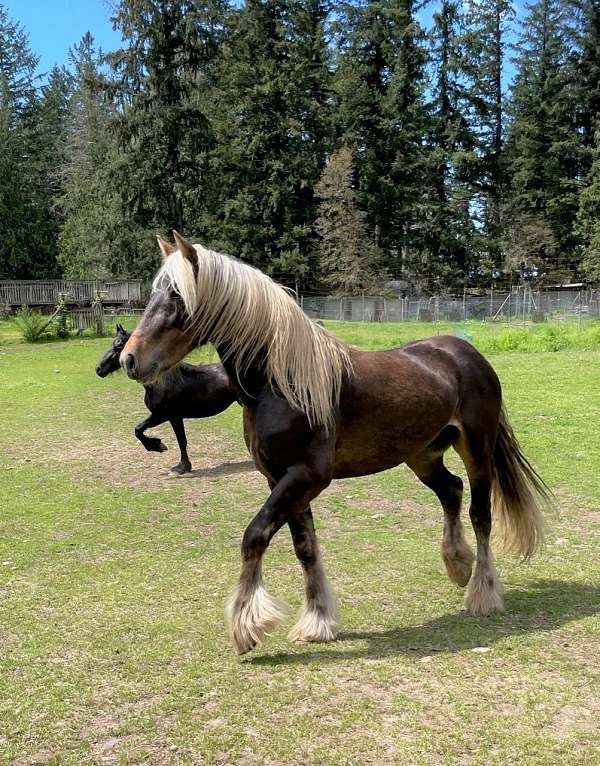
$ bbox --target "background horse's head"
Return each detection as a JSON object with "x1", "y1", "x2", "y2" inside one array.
[
  {"x1": 120, "y1": 232, "x2": 200, "y2": 383},
  {"x1": 96, "y1": 324, "x2": 131, "y2": 377}
]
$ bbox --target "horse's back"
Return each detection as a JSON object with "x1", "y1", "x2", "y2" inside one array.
[
  {"x1": 399, "y1": 335, "x2": 501, "y2": 399},
  {"x1": 147, "y1": 362, "x2": 236, "y2": 417}
]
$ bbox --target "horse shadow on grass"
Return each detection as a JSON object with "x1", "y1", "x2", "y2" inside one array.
[
  {"x1": 249, "y1": 579, "x2": 600, "y2": 666},
  {"x1": 173, "y1": 459, "x2": 256, "y2": 479}
]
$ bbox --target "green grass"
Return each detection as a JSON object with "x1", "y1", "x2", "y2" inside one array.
[
  {"x1": 4, "y1": 313, "x2": 600, "y2": 352},
  {"x1": 0, "y1": 321, "x2": 599, "y2": 765},
  {"x1": 324, "y1": 317, "x2": 600, "y2": 353}
]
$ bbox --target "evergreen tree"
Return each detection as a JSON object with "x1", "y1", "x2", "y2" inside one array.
[
  {"x1": 569, "y1": 0, "x2": 600, "y2": 153},
  {"x1": 334, "y1": 0, "x2": 431, "y2": 285},
  {"x1": 461, "y1": 0, "x2": 514, "y2": 277},
  {"x1": 424, "y1": 0, "x2": 480, "y2": 289},
  {"x1": 275, "y1": 0, "x2": 333, "y2": 285},
  {"x1": 503, "y1": 0, "x2": 582, "y2": 282},
  {"x1": 57, "y1": 34, "x2": 123, "y2": 278},
  {"x1": 0, "y1": 4, "x2": 63, "y2": 278},
  {"x1": 208, "y1": 0, "x2": 332, "y2": 285},
  {"x1": 576, "y1": 127, "x2": 600, "y2": 280},
  {"x1": 315, "y1": 146, "x2": 384, "y2": 293},
  {"x1": 106, "y1": 0, "x2": 230, "y2": 278}
]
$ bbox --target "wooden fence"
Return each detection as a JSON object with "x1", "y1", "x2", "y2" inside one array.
[{"x1": 0, "y1": 279, "x2": 143, "y2": 307}]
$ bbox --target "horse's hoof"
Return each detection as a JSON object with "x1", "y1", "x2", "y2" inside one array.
[
  {"x1": 158, "y1": 442, "x2": 168, "y2": 453},
  {"x1": 169, "y1": 463, "x2": 191, "y2": 476}
]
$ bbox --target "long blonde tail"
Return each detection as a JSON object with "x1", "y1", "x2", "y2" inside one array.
[{"x1": 491, "y1": 406, "x2": 552, "y2": 560}]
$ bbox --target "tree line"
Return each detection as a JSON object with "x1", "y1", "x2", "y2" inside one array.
[{"x1": 2, "y1": 0, "x2": 600, "y2": 294}]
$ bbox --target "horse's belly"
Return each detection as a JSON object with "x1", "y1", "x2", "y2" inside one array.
[
  {"x1": 333, "y1": 382, "x2": 458, "y2": 479},
  {"x1": 332, "y1": 425, "x2": 432, "y2": 478}
]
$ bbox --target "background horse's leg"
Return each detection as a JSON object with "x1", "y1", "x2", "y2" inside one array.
[
  {"x1": 287, "y1": 507, "x2": 337, "y2": 644},
  {"x1": 134, "y1": 413, "x2": 168, "y2": 452},
  {"x1": 169, "y1": 418, "x2": 192, "y2": 474},
  {"x1": 408, "y1": 453, "x2": 474, "y2": 587},
  {"x1": 456, "y1": 432, "x2": 504, "y2": 615},
  {"x1": 226, "y1": 467, "x2": 329, "y2": 654}
]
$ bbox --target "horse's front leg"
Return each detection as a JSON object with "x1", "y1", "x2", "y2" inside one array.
[
  {"x1": 226, "y1": 466, "x2": 329, "y2": 654},
  {"x1": 288, "y1": 506, "x2": 338, "y2": 644},
  {"x1": 134, "y1": 413, "x2": 168, "y2": 452}
]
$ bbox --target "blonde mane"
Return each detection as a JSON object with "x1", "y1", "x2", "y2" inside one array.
[{"x1": 153, "y1": 244, "x2": 353, "y2": 428}]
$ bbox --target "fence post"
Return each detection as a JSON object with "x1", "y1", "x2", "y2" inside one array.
[{"x1": 92, "y1": 293, "x2": 105, "y2": 336}]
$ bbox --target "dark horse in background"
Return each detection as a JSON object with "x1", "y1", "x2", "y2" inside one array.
[
  {"x1": 121, "y1": 232, "x2": 552, "y2": 654},
  {"x1": 96, "y1": 324, "x2": 237, "y2": 474}
]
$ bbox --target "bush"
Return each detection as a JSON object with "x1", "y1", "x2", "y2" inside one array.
[{"x1": 15, "y1": 306, "x2": 53, "y2": 342}]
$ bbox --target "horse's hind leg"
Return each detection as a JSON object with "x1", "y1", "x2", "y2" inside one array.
[
  {"x1": 455, "y1": 436, "x2": 504, "y2": 616},
  {"x1": 287, "y1": 507, "x2": 337, "y2": 644},
  {"x1": 169, "y1": 418, "x2": 192, "y2": 475},
  {"x1": 408, "y1": 453, "x2": 474, "y2": 587}
]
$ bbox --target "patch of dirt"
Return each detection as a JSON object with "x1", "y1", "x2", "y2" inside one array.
[
  {"x1": 77, "y1": 696, "x2": 180, "y2": 766},
  {"x1": 550, "y1": 701, "x2": 600, "y2": 741},
  {"x1": 29, "y1": 427, "x2": 259, "y2": 494},
  {"x1": 12, "y1": 752, "x2": 59, "y2": 766}
]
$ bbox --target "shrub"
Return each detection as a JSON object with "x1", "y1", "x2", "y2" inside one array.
[{"x1": 15, "y1": 306, "x2": 53, "y2": 342}]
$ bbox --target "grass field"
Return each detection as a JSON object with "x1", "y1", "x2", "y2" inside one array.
[{"x1": 1, "y1": 320, "x2": 599, "y2": 765}]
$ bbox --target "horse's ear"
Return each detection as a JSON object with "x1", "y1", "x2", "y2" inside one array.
[
  {"x1": 173, "y1": 230, "x2": 198, "y2": 275},
  {"x1": 116, "y1": 323, "x2": 125, "y2": 334},
  {"x1": 156, "y1": 235, "x2": 176, "y2": 260}
]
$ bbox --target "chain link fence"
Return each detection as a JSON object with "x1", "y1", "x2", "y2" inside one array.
[{"x1": 300, "y1": 287, "x2": 600, "y2": 324}]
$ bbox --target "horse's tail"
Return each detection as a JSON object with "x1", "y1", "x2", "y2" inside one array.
[{"x1": 491, "y1": 405, "x2": 552, "y2": 560}]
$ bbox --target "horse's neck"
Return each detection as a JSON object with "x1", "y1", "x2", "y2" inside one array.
[{"x1": 214, "y1": 342, "x2": 267, "y2": 406}]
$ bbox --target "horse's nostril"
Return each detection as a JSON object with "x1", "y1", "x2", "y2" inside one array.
[{"x1": 125, "y1": 353, "x2": 136, "y2": 374}]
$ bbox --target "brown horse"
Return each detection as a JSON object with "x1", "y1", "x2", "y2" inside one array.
[{"x1": 121, "y1": 232, "x2": 551, "y2": 654}]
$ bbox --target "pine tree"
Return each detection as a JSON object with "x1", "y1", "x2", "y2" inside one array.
[
  {"x1": 461, "y1": 0, "x2": 514, "y2": 277},
  {"x1": 424, "y1": 0, "x2": 479, "y2": 289},
  {"x1": 503, "y1": 0, "x2": 582, "y2": 282},
  {"x1": 315, "y1": 146, "x2": 384, "y2": 293},
  {"x1": 274, "y1": 0, "x2": 333, "y2": 285},
  {"x1": 207, "y1": 0, "x2": 332, "y2": 285},
  {"x1": 576, "y1": 127, "x2": 600, "y2": 280},
  {"x1": 106, "y1": 0, "x2": 230, "y2": 278},
  {"x1": 57, "y1": 34, "x2": 123, "y2": 278},
  {"x1": 0, "y1": 4, "x2": 64, "y2": 278},
  {"x1": 571, "y1": 0, "x2": 600, "y2": 155},
  {"x1": 334, "y1": 0, "x2": 431, "y2": 284}
]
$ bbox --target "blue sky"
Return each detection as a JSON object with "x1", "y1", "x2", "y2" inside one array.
[
  {"x1": 5, "y1": 0, "x2": 521, "y2": 85},
  {"x1": 4, "y1": 0, "x2": 122, "y2": 76}
]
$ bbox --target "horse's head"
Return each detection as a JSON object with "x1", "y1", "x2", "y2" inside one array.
[
  {"x1": 120, "y1": 232, "x2": 200, "y2": 383},
  {"x1": 96, "y1": 324, "x2": 131, "y2": 377}
]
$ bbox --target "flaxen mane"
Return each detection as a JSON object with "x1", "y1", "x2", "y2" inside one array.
[{"x1": 153, "y1": 244, "x2": 352, "y2": 428}]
